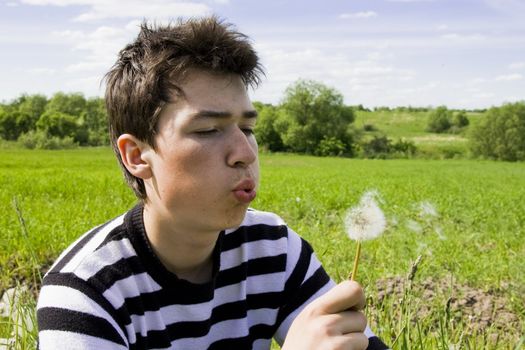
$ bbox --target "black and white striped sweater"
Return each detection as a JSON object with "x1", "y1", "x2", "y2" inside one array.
[{"x1": 37, "y1": 204, "x2": 388, "y2": 349}]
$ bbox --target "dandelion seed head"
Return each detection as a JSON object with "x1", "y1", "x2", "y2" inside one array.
[
  {"x1": 416, "y1": 242, "x2": 428, "y2": 253},
  {"x1": 435, "y1": 226, "x2": 446, "y2": 240},
  {"x1": 406, "y1": 219, "x2": 422, "y2": 233},
  {"x1": 390, "y1": 215, "x2": 399, "y2": 227},
  {"x1": 344, "y1": 190, "x2": 386, "y2": 241},
  {"x1": 418, "y1": 201, "x2": 438, "y2": 218}
]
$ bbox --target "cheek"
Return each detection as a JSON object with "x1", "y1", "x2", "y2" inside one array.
[
  {"x1": 251, "y1": 139, "x2": 260, "y2": 176},
  {"x1": 170, "y1": 155, "x2": 205, "y2": 181},
  {"x1": 163, "y1": 144, "x2": 219, "y2": 189}
]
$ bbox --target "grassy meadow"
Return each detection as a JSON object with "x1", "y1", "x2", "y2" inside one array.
[
  {"x1": 354, "y1": 109, "x2": 486, "y2": 159},
  {"x1": 1, "y1": 147, "x2": 524, "y2": 349}
]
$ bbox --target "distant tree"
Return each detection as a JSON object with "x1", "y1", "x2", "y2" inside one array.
[
  {"x1": 0, "y1": 107, "x2": 19, "y2": 140},
  {"x1": 362, "y1": 135, "x2": 391, "y2": 158},
  {"x1": 352, "y1": 104, "x2": 370, "y2": 112},
  {"x1": 253, "y1": 102, "x2": 285, "y2": 152},
  {"x1": 36, "y1": 110, "x2": 79, "y2": 139},
  {"x1": 45, "y1": 92, "x2": 86, "y2": 117},
  {"x1": 84, "y1": 97, "x2": 109, "y2": 145},
  {"x1": 470, "y1": 102, "x2": 525, "y2": 161},
  {"x1": 0, "y1": 92, "x2": 111, "y2": 146},
  {"x1": 426, "y1": 106, "x2": 452, "y2": 133},
  {"x1": 18, "y1": 130, "x2": 77, "y2": 149},
  {"x1": 407, "y1": 106, "x2": 429, "y2": 112},
  {"x1": 316, "y1": 136, "x2": 346, "y2": 156},
  {"x1": 391, "y1": 138, "x2": 417, "y2": 157},
  {"x1": 452, "y1": 111, "x2": 469, "y2": 128},
  {"x1": 17, "y1": 94, "x2": 48, "y2": 131},
  {"x1": 363, "y1": 124, "x2": 377, "y2": 132},
  {"x1": 276, "y1": 79, "x2": 356, "y2": 155},
  {"x1": 359, "y1": 136, "x2": 417, "y2": 159},
  {"x1": 447, "y1": 110, "x2": 470, "y2": 134}
]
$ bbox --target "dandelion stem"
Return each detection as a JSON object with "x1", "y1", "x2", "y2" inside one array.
[{"x1": 350, "y1": 241, "x2": 362, "y2": 281}]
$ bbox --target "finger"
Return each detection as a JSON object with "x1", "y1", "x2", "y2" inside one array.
[
  {"x1": 326, "y1": 311, "x2": 367, "y2": 335},
  {"x1": 313, "y1": 280, "x2": 366, "y2": 315},
  {"x1": 331, "y1": 332, "x2": 369, "y2": 350}
]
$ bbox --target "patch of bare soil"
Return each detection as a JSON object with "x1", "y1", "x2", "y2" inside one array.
[{"x1": 371, "y1": 275, "x2": 522, "y2": 333}]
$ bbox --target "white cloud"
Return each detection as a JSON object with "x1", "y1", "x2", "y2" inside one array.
[
  {"x1": 386, "y1": 0, "x2": 434, "y2": 2},
  {"x1": 495, "y1": 73, "x2": 522, "y2": 81},
  {"x1": 27, "y1": 68, "x2": 56, "y2": 75},
  {"x1": 18, "y1": 0, "x2": 211, "y2": 21},
  {"x1": 252, "y1": 40, "x2": 416, "y2": 106},
  {"x1": 65, "y1": 75, "x2": 105, "y2": 94},
  {"x1": 473, "y1": 92, "x2": 495, "y2": 99},
  {"x1": 52, "y1": 25, "x2": 130, "y2": 56},
  {"x1": 76, "y1": 1, "x2": 210, "y2": 21},
  {"x1": 440, "y1": 33, "x2": 485, "y2": 42},
  {"x1": 484, "y1": 0, "x2": 525, "y2": 14},
  {"x1": 65, "y1": 61, "x2": 108, "y2": 73},
  {"x1": 509, "y1": 62, "x2": 525, "y2": 70},
  {"x1": 52, "y1": 25, "x2": 134, "y2": 79},
  {"x1": 469, "y1": 77, "x2": 488, "y2": 84},
  {"x1": 339, "y1": 11, "x2": 377, "y2": 19},
  {"x1": 20, "y1": 0, "x2": 86, "y2": 5}
]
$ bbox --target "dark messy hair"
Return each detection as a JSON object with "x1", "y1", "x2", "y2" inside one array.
[{"x1": 104, "y1": 16, "x2": 263, "y2": 200}]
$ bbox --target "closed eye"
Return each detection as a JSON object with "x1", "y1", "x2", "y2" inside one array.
[
  {"x1": 241, "y1": 128, "x2": 254, "y2": 136},
  {"x1": 195, "y1": 129, "x2": 219, "y2": 136}
]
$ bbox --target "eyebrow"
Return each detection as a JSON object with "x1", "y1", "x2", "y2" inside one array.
[{"x1": 190, "y1": 110, "x2": 258, "y2": 119}]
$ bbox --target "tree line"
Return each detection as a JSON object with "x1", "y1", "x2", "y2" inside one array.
[
  {"x1": 1, "y1": 80, "x2": 524, "y2": 161},
  {"x1": 0, "y1": 92, "x2": 108, "y2": 149}
]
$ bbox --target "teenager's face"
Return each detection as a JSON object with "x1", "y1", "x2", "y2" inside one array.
[{"x1": 144, "y1": 70, "x2": 259, "y2": 233}]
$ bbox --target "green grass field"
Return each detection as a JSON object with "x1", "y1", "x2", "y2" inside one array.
[
  {"x1": 354, "y1": 110, "x2": 486, "y2": 159},
  {"x1": 1, "y1": 148, "x2": 524, "y2": 349}
]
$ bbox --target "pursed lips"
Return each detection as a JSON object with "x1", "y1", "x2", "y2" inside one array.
[{"x1": 232, "y1": 178, "x2": 257, "y2": 203}]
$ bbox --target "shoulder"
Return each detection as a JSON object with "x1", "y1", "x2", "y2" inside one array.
[
  {"x1": 223, "y1": 208, "x2": 302, "y2": 247},
  {"x1": 220, "y1": 209, "x2": 306, "y2": 264},
  {"x1": 39, "y1": 209, "x2": 144, "y2": 317},
  {"x1": 240, "y1": 208, "x2": 288, "y2": 227},
  {"x1": 44, "y1": 211, "x2": 132, "y2": 280}
]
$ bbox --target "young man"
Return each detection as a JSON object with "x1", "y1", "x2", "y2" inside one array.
[{"x1": 37, "y1": 17, "x2": 388, "y2": 349}]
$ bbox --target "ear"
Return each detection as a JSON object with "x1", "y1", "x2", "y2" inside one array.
[{"x1": 117, "y1": 134, "x2": 153, "y2": 180}]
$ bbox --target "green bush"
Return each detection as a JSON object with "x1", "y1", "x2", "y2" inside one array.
[
  {"x1": 359, "y1": 136, "x2": 417, "y2": 159},
  {"x1": 470, "y1": 102, "x2": 525, "y2": 161},
  {"x1": 87, "y1": 130, "x2": 109, "y2": 146},
  {"x1": 0, "y1": 93, "x2": 109, "y2": 146},
  {"x1": 253, "y1": 103, "x2": 285, "y2": 152},
  {"x1": 391, "y1": 138, "x2": 417, "y2": 157},
  {"x1": 426, "y1": 106, "x2": 452, "y2": 133},
  {"x1": 0, "y1": 109, "x2": 18, "y2": 140},
  {"x1": 361, "y1": 136, "x2": 391, "y2": 159},
  {"x1": 363, "y1": 124, "x2": 377, "y2": 132},
  {"x1": 315, "y1": 136, "x2": 346, "y2": 156},
  {"x1": 276, "y1": 79, "x2": 355, "y2": 155},
  {"x1": 36, "y1": 111, "x2": 79, "y2": 139},
  {"x1": 453, "y1": 111, "x2": 469, "y2": 128},
  {"x1": 18, "y1": 130, "x2": 77, "y2": 150}
]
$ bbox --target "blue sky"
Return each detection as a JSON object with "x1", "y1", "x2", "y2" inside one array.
[{"x1": 1, "y1": 0, "x2": 524, "y2": 109}]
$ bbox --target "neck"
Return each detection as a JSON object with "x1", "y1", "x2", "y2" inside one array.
[{"x1": 142, "y1": 205, "x2": 220, "y2": 284}]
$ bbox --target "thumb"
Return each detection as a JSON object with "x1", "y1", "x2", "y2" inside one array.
[{"x1": 310, "y1": 280, "x2": 366, "y2": 315}]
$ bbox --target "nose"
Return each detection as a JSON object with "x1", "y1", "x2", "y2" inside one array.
[{"x1": 227, "y1": 127, "x2": 258, "y2": 168}]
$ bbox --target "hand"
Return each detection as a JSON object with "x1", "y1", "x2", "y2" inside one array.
[{"x1": 282, "y1": 280, "x2": 369, "y2": 350}]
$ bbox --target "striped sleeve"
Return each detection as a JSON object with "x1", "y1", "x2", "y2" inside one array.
[
  {"x1": 37, "y1": 272, "x2": 128, "y2": 350},
  {"x1": 273, "y1": 228, "x2": 334, "y2": 345},
  {"x1": 272, "y1": 228, "x2": 390, "y2": 350}
]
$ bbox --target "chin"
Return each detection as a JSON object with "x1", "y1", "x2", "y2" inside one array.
[{"x1": 223, "y1": 206, "x2": 249, "y2": 229}]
